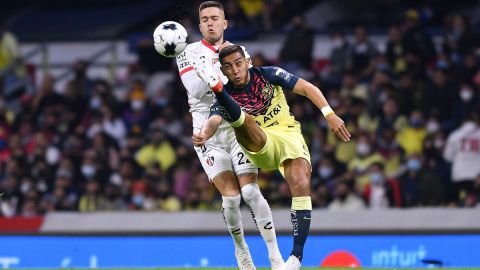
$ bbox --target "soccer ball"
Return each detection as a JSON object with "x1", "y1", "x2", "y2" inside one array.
[{"x1": 153, "y1": 21, "x2": 188, "y2": 58}]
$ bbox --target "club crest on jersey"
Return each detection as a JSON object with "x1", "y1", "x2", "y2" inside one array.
[
  {"x1": 206, "y1": 156, "x2": 215, "y2": 166},
  {"x1": 261, "y1": 86, "x2": 273, "y2": 97}
]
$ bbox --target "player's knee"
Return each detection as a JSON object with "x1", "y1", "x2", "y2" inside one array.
[
  {"x1": 241, "y1": 183, "x2": 261, "y2": 204},
  {"x1": 288, "y1": 177, "x2": 310, "y2": 196},
  {"x1": 222, "y1": 194, "x2": 241, "y2": 209}
]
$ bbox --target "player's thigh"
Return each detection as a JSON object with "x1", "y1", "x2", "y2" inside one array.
[
  {"x1": 229, "y1": 139, "x2": 258, "y2": 188},
  {"x1": 234, "y1": 114, "x2": 267, "y2": 152},
  {"x1": 270, "y1": 127, "x2": 312, "y2": 196},
  {"x1": 194, "y1": 144, "x2": 234, "y2": 181},
  {"x1": 194, "y1": 145, "x2": 241, "y2": 196},
  {"x1": 238, "y1": 129, "x2": 279, "y2": 171}
]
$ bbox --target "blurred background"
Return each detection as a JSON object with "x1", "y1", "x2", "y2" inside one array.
[{"x1": 0, "y1": 0, "x2": 480, "y2": 268}]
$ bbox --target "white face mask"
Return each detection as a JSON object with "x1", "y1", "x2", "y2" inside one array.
[
  {"x1": 21, "y1": 181, "x2": 32, "y2": 193},
  {"x1": 90, "y1": 97, "x2": 102, "y2": 109},
  {"x1": 81, "y1": 165, "x2": 96, "y2": 178},
  {"x1": 426, "y1": 121, "x2": 440, "y2": 134},
  {"x1": 46, "y1": 147, "x2": 61, "y2": 165},
  {"x1": 460, "y1": 89, "x2": 473, "y2": 102},
  {"x1": 369, "y1": 172, "x2": 384, "y2": 185},
  {"x1": 357, "y1": 143, "x2": 371, "y2": 156},
  {"x1": 131, "y1": 100, "x2": 145, "y2": 111},
  {"x1": 319, "y1": 166, "x2": 334, "y2": 178}
]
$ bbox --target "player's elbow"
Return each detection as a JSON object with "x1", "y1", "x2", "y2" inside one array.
[{"x1": 294, "y1": 79, "x2": 316, "y2": 97}]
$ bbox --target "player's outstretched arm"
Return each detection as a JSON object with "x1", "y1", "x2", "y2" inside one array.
[
  {"x1": 192, "y1": 115, "x2": 223, "y2": 147},
  {"x1": 292, "y1": 78, "x2": 351, "y2": 142}
]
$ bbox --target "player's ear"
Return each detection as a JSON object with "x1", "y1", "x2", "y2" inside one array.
[{"x1": 224, "y1": 19, "x2": 228, "y2": 30}]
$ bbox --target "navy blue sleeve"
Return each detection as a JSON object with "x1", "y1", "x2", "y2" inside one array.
[
  {"x1": 209, "y1": 101, "x2": 222, "y2": 118},
  {"x1": 259, "y1": 66, "x2": 299, "y2": 91}
]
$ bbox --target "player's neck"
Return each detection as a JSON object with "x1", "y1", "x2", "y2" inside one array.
[{"x1": 202, "y1": 38, "x2": 224, "y2": 47}]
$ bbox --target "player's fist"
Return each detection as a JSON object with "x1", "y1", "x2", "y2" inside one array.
[
  {"x1": 218, "y1": 41, "x2": 231, "y2": 52},
  {"x1": 326, "y1": 114, "x2": 351, "y2": 142},
  {"x1": 192, "y1": 132, "x2": 207, "y2": 147},
  {"x1": 192, "y1": 54, "x2": 223, "y2": 93}
]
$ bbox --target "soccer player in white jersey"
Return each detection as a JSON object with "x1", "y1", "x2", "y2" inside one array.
[{"x1": 175, "y1": 1, "x2": 283, "y2": 270}]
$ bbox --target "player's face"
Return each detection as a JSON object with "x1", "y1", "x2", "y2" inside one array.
[
  {"x1": 221, "y1": 52, "x2": 249, "y2": 88},
  {"x1": 199, "y1": 7, "x2": 227, "y2": 45}
]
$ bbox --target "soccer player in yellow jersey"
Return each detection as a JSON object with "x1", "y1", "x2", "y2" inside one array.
[{"x1": 192, "y1": 45, "x2": 351, "y2": 270}]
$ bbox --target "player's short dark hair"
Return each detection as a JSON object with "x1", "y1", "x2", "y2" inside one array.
[
  {"x1": 199, "y1": 1, "x2": 224, "y2": 12},
  {"x1": 219, "y1": 45, "x2": 245, "y2": 63}
]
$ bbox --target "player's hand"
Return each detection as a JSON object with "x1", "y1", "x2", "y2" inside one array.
[
  {"x1": 326, "y1": 114, "x2": 351, "y2": 142},
  {"x1": 192, "y1": 132, "x2": 206, "y2": 147},
  {"x1": 218, "y1": 41, "x2": 231, "y2": 52},
  {"x1": 192, "y1": 54, "x2": 223, "y2": 93}
]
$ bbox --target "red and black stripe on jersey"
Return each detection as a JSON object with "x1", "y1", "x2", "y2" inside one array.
[{"x1": 227, "y1": 68, "x2": 275, "y2": 116}]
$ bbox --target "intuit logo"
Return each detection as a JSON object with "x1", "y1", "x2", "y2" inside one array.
[{"x1": 371, "y1": 245, "x2": 427, "y2": 267}]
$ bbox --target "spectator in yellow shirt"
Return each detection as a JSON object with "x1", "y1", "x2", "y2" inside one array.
[
  {"x1": 135, "y1": 127, "x2": 176, "y2": 172},
  {"x1": 348, "y1": 133, "x2": 384, "y2": 192},
  {"x1": 396, "y1": 110, "x2": 427, "y2": 155}
]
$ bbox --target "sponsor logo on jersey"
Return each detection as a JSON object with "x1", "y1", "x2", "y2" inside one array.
[
  {"x1": 274, "y1": 67, "x2": 292, "y2": 81},
  {"x1": 263, "y1": 104, "x2": 282, "y2": 124}
]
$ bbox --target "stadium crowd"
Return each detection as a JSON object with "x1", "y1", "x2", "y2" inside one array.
[{"x1": 0, "y1": 7, "x2": 479, "y2": 217}]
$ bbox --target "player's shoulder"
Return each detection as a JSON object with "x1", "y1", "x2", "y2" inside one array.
[
  {"x1": 186, "y1": 41, "x2": 203, "y2": 51},
  {"x1": 176, "y1": 41, "x2": 202, "y2": 68},
  {"x1": 177, "y1": 40, "x2": 215, "y2": 61},
  {"x1": 447, "y1": 127, "x2": 468, "y2": 142},
  {"x1": 177, "y1": 42, "x2": 199, "y2": 57},
  {"x1": 258, "y1": 66, "x2": 293, "y2": 78}
]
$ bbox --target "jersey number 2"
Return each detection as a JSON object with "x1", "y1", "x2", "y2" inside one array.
[{"x1": 237, "y1": 152, "x2": 251, "y2": 165}]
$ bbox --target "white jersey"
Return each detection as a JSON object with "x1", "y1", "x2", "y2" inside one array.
[
  {"x1": 176, "y1": 39, "x2": 257, "y2": 180},
  {"x1": 443, "y1": 122, "x2": 480, "y2": 182}
]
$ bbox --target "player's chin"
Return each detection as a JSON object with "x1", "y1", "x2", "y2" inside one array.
[{"x1": 207, "y1": 34, "x2": 220, "y2": 43}]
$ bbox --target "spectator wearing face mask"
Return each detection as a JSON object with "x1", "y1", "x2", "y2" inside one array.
[
  {"x1": 449, "y1": 83, "x2": 479, "y2": 129},
  {"x1": 363, "y1": 162, "x2": 402, "y2": 208},
  {"x1": 328, "y1": 177, "x2": 365, "y2": 211},
  {"x1": 443, "y1": 113, "x2": 480, "y2": 206},
  {"x1": 398, "y1": 154, "x2": 423, "y2": 207},
  {"x1": 377, "y1": 127, "x2": 404, "y2": 178},
  {"x1": 348, "y1": 133, "x2": 384, "y2": 192},
  {"x1": 396, "y1": 110, "x2": 427, "y2": 155},
  {"x1": 314, "y1": 158, "x2": 340, "y2": 184},
  {"x1": 122, "y1": 87, "x2": 151, "y2": 136}
]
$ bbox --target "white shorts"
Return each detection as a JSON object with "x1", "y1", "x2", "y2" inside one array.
[{"x1": 194, "y1": 126, "x2": 258, "y2": 181}]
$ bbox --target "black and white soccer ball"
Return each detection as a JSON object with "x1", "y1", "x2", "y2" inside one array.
[{"x1": 153, "y1": 21, "x2": 188, "y2": 58}]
